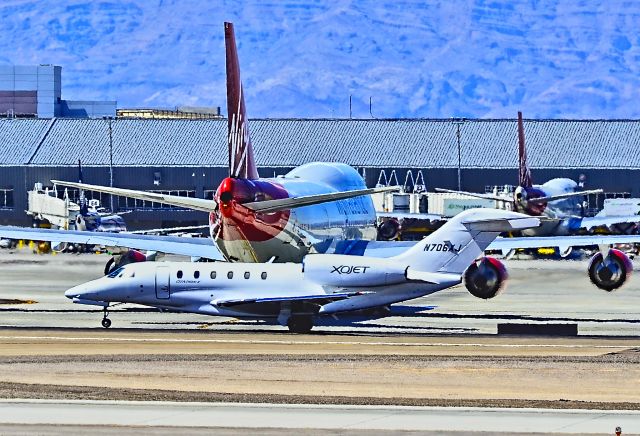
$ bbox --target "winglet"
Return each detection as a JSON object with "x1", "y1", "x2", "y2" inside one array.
[
  {"x1": 225, "y1": 22, "x2": 259, "y2": 180},
  {"x1": 517, "y1": 111, "x2": 533, "y2": 188}
]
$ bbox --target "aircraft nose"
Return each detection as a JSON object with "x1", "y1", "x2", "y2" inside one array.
[{"x1": 64, "y1": 283, "x2": 87, "y2": 299}]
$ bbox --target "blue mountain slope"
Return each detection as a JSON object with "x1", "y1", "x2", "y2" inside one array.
[{"x1": 1, "y1": 0, "x2": 639, "y2": 118}]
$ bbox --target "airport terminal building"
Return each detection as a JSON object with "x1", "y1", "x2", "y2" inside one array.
[{"x1": 1, "y1": 117, "x2": 640, "y2": 228}]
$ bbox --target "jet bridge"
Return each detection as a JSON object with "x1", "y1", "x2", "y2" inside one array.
[{"x1": 26, "y1": 183, "x2": 80, "y2": 229}]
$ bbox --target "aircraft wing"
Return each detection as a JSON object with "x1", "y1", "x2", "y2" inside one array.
[
  {"x1": 51, "y1": 180, "x2": 216, "y2": 212},
  {"x1": 212, "y1": 291, "x2": 365, "y2": 307},
  {"x1": 528, "y1": 189, "x2": 604, "y2": 204},
  {"x1": 0, "y1": 226, "x2": 225, "y2": 260},
  {"x1": 488, "y1": 234, "x2": 640, "y2": 252},
  {"x1": 54, "y1": 180, "x2": 399, "y2": 215},
  {"x1": 377, "y1": 211, "x2": 444, "y2": 221},
  {"x1": 580, "y1": 215, "x2": 640, "y2": 230},
  {"x1": 434, "y1": 188, "x2": 510, "y2": 202},
  {"x1": 243, "y1": 186, "x2": 399, "y2": 214}
]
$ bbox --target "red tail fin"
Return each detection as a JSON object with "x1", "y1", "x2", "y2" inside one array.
[
  {"x1": 517, "y1": 111, "x2": 532, "y2": 188},
  {"x1": 225, "y1": 22, "x2": 259, "y2": 180}
]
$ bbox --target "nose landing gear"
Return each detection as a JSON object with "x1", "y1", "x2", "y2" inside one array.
[{"x1": 101, "y1": 307, "x2": 111, "y2": 328}]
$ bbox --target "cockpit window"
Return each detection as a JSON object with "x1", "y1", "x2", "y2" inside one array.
[{"x1": 107, "y1": 267, "x2": 125, "y2": 278}]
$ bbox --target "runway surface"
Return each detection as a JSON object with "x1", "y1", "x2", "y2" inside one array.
[{"x1": 1, "y1": 400, "x2": 639, "y2": 434}]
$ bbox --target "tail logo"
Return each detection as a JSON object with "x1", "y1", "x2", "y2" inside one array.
[{"x1": 228, "y1": 85, "x2": 251, "y2": 178}]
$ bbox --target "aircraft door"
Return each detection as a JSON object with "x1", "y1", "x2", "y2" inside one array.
[{"x1": 155, "y1": 266, "x2": 170, "y2": 299}]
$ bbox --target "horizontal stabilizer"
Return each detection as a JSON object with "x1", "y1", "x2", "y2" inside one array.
[
  {"x1": 434, "y1": 188, "x2": 510, "y2": 202},
  {"x1": 527, "y1": 189, "x2": 604, "y2": 204},
  {"x1": 212, "y1": 291, "x2": 365, "y2": 307},
  {"x1": 463, "y1": 216, "x2": 540, "y2": 232},
  {"x1": 243, "y1": 186, "x2": 399, "y2": 213},
  {"x1": 51, "y1": 180, "x2": 217, "y2": 213},
  {"x1": 405, "y1": 269, "x2": 461, "y2": 285}
]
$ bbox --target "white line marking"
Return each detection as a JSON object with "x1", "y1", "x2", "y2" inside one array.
[{"x1": 0, "y1": 335, "x2": 635, "y2": 349}]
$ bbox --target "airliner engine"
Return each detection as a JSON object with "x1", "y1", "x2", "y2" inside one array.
[
  {"x1": 104, "y1": 250, "x2": 149, "y2": 275},
  {"x1": 377, "y1": 218, "x2": 400, "y2": 241},
  {"x1": 588, "y1": 249, "x2": 632, "y2": 291},
  {"x1": 463, "y1": 257, "x2": 508, "y2": 299}
]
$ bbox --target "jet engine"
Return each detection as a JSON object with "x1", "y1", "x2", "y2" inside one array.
[
  {"x1": 463, "y1": 257, "x2": 508, "y2": 299},
  {"x1": 104, "y1": 249, "x2": 149, "y2": 275},
  {"x1": 377, "y1": 218, "x2": 400, "y2": 241},
  {"x1": 587, "y1": 249, "x2": 632, "y2": 291}
]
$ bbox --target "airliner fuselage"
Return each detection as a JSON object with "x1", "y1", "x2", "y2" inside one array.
[{"x1": 211, "y1": 162, "x2": 378, "y2": 262}]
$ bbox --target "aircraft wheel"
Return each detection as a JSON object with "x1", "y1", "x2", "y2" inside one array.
[
  {"x1": 287, "y1": 315, "x2": 313, "y2": 334},
  {"x1": 101, "y1": 318, "x2": 112, "y2": 329}
]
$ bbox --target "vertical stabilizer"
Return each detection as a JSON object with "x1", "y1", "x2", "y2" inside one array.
[
  {"x1": 395, "y1": 209, "x2": 539, "y2": 275},
  {"x1": 225, "y1": 22, "x2": 259, "y2": 180},
  {"x1": 517, "y1": 111, "x2": 532, "y2": 188}
]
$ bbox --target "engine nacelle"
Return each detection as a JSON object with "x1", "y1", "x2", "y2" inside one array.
[
  {"x1": 377, "y1": 218, "x2": 400, "y2": 241},
  {"x1": 104, "y1": 249, "x2": 148, "y2": 275},
  {"x1": 463, "y1": 257, "x2": 508, "y2": 299},
  {"x1": 303, "y1": 254, "x2": 406, "y2": 287},
  {"x1": 588, "y1": 249, "x2": 632, "y2": 292}
]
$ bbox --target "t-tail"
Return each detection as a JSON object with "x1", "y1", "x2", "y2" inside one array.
[
  {"x1": 517, "y1": 111, "x2": 533, "y2": 188},
  {"x1": 225, "y1": 22, "x2": 259, "y2": 180},
  {"x1": 395, "y1": 208, "x2": 540, "y2": 276}
]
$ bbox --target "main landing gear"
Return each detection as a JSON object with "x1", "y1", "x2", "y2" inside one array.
[
  {"x1": 287, "y1": 315, "x2": 314, "y2": 334},
  {"x1": 101, "y1": 307, "x2": 112, "y2": 328}
]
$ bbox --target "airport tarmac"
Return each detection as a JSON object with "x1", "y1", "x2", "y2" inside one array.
[{"x1": 1, "y1": 248, "x2": 640, "y2": 434}]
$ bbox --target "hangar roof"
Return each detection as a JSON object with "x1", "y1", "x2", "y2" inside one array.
[{"x1": 1, "y1": 118, "x2": 639, "y2": 168}]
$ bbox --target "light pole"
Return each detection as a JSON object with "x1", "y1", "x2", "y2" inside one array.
[{"x1": 453, "y1": 118, "x2": 465, "y2": 191}]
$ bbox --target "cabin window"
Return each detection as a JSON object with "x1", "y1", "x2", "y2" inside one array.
[
  {"x1": 177, "y1": 270, "x2": 183, "y2": 279},
  {"x1": 227, "y1": 271, "x2": 233, "y2": 279},
  {"x1": 244, "y1": 272, "x2": 250, "y2": 279},
  {"x1": 210, "y1": 271, "x2": 217, "y2": 279},
  {"x1": 261, "y1": 272, "x2": 267, "y2": 280},
  {"x1": 194, "y1": 271, "x2": 200, "y2": 279}
]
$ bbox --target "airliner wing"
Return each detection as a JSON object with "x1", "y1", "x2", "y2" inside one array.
[
  {"x1": 0, "y1": 226, "x2": 225, "y2": 260},
  {"x1": 377, "y1": 211, "x2": 444, "y2": 221},
  {"x1": 488, "y1": 234, "x2": 640, "y2": 252},
  {"x1": 580, "y1": 215, "x2": 640, "y2": 230},
  {"x1": 527, "y1": 189, "x2": 604, "y2": 204},
  {"x1": 53, "y1": 181, "x2": 398, "y2": 214},
  {"x1": 434, "y1": 188, "x2": 510, "y2": 202},
  {"x1": 243, "y1": 186, "x2": 399, "y2": 214},
  {"x1": 51, "y1": 180, "x2": 216, "y2": 212}
]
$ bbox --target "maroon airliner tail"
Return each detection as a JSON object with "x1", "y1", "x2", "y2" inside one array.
[
  {"x1": 517, "y1": 111, "x2": 533, "y2": 188},
  {"x1": 225, "y1": 22, "x2": 259, "y2": 180}
]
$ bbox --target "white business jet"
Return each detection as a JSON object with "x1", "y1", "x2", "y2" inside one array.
[{"x1": 64, "y1": 208, "x2": 543, "y2": 332}]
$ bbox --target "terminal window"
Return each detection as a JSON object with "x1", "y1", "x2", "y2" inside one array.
[{"x1": 0, "y1": 189, "x2": 14, "y2": 209}]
